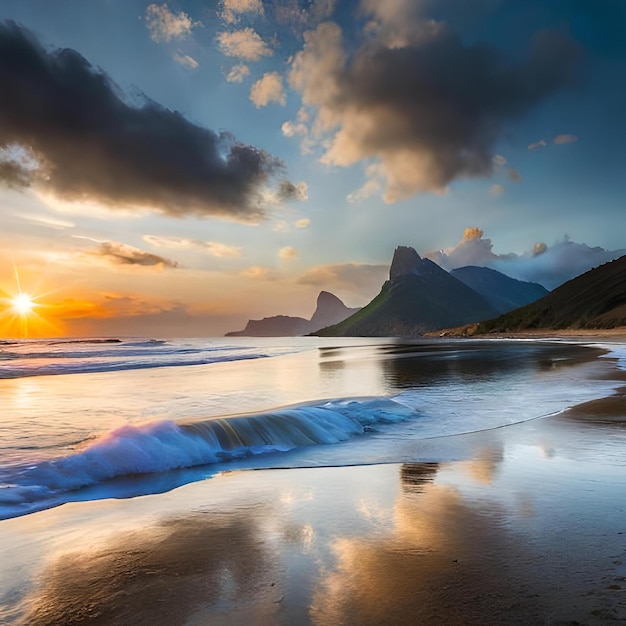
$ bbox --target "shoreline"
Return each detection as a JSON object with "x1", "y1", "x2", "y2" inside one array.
[
  {"x1": 432, "y1": 325, "x2": 626, "y2": 340},
  {"x1": 1, "y1": 337, "x2": 625, "y2": 625},
  {"x1": 4, "y1": 405, "x2": 625, "y2": 625}
]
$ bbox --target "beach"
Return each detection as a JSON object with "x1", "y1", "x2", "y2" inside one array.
[{"x1": 1, "y1": 337, "x2": 625, "y2": 625}]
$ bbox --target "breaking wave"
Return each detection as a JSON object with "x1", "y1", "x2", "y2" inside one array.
[{"x1": 0, "y1": 397, "x2": 416, "y2": 518}]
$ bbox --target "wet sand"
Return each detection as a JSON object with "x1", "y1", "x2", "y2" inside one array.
[
  {"x1": 1, "y1": 340, "x2": 625, "y2": 625},
  {"x1": 1, "y1": 404, "x2": 625, "y2": 624}
]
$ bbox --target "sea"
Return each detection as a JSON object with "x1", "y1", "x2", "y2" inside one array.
[{"x1": 0, "y1": 335, "x2": 624, "y2": 521}]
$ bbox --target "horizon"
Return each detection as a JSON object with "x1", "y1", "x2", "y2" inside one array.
[{"x1": 1, "y1": 1, "x2": 625, "y2": 337}]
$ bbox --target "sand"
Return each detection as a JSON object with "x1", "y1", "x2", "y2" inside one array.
[{"x1": 1, "y1": 340, "x2": 625, "y2": 625}]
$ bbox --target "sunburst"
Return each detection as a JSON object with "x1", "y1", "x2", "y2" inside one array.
[
  {"x1": 0, "y1": 266, "x2": 59, "y2": 338},
  {"x1": 11, "y1": 292, "x2": 35, "y2": 315}
]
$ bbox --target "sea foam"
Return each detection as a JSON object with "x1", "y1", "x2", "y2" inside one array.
[{"x1": 0, "y1": 397, "x2": 415, "y2": 517}]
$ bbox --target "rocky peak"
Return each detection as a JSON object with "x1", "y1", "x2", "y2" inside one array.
[
  {"x1": 389, "y1": 246, "x2": 422, "y2": 280},
  {"x1": 316, "y1": 290, "x2": 343, "y2": 308},
  {"x1": 309, "y1": 291, "x2": 360, "y2": 331}
]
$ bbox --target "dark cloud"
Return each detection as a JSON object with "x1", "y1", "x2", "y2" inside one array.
[
  {"x1": 91, "y1": 241, "x2": 178, "y2": 268},
  {"x1": 0, "y1": 21, "x2": 290, "y2": 221},
  {"x1": 288, "y1": 18, "x2": 580, "y2": 200},
  {"x1": 0, "y1": 159, "x2": 34, "y2": 189},
  {"x1": 277, "y1": 179, "x2": 308, "y2": 201}
]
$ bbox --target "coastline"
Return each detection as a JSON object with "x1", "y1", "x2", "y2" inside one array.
[
  {"x1": 0, "y1": 336, "x2": 625, "y2": 625},
  {"x1": 433, "y1": 325, "x2": 626, "y2": 340}
]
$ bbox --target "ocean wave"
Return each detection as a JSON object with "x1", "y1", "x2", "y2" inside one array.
[
  {"x1": 0, "y1": 344, "x2": 242, "y2": 361},
  {"x1": 0, "y1": 338, "x2": 282, "y2": 378},
  {"x1": 48, "y1": 338, "x2": 123, "y2": 345},
  {"x1": 0, "y1": 397, "x2": 415, "y2": 517},
  {"x1": 0, "y1": 351, "x2": 271, "y2": 378}
]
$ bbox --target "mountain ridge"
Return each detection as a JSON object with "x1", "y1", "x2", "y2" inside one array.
[
  {"x1": 225, "y1": 291, "x2": 360, "y2": 337},
  {"x1": 313, "y1": 246, "x2": 500, "y2": 337},
  {"x1": 473, "y1": 254, "x2": 626, "y2": 332}
]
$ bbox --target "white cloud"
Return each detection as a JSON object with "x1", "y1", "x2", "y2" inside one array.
[
  {"x1": 204, "y1": 242, "x2": 242, "y2": 257},
  {"x1": 528, "y1": 138, "x2": 547, "y2": 150},
  {"x1": 173, "y1": 52, "x2": 199, "y2": 69},
  {"x1": 347, "y1": 178, "x2": 382, "y2": 204},
  {"x1": 241, "y1": 265, "x2": 277, "y2": 279},
  {"x1": 279, "y1": 245, "x2": 298, "y2": 260},
  {"x1": 226, "y1": 63, "x2": 250, "y2": 83},
  {"x1": 295, "y1": 218, "x2": 310, "y2": 228},
  {"x1": 492, "y1": 154, "x2": 506, "y2": 166},
  {"x1": 221, "y1": 0, "x2": 264, "y2": 24},
  {"x1": 424, "y1": 228, "x2": 626, "y2": 289},
  {"x1": 145, "y1": 4, "x2": 202, "y2": 43},
  {"x1": 217, "y1": 28, "x2": 273, "y2": 61},
  {"x1": 281, "y1": 120, "x2": 308, "y2": 137},
  {"x1": 249, "y1": 72, "x2": 287, "y2": 108},
  {"x1": 143, "y1": 235, "x2": 241, "y2": 257},
  {"x1": 554, "y1": 134, "x2": 578, "y2": 145}
]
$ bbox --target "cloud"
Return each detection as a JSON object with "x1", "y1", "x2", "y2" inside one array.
[
  {"x1": 299, "y1": 262, "x2": 389, "y2": 299},
  {"x1": 249, "y1": 72, "x2": 287, "y2": 107},
  {"x1": 277, "y1": 180, "x2": 308, "y2": 201},
  {"x1": 80, "y1": 238, "x2": 178, "y2": 268},
  {"x1": 226, "y1": 63, "x2": 250, "y2": 83},
  {"x1": 0, "y1": 144, "x2": 42, "y2": 189},
  {"x1": 528, "y1": 138, "x2": 547, "y2": 150},
  {"x1": 240, "y1": 265, "x2": 278, "y2": 279},
  {"x1": 143, "y1": 235, "x2": 242, "y2": 257},
  {"x1": 347, "y1": 178, "x2": 383, "y2": 204},
  {"x1": 286, "y1": 16, "x2": 579, "y2": 202},
  {"x1": 281, "y1": 121, "x2": 307, "y2": 137},
  {"x1": 0, "y1": 22, "x2": 294, "y2": 222},
  {"x1": 492, "y1": 154, "x2": 507, "y2": 166},
  {"x1": 145, "y1": 4, "x2": 202, "y2": 43},
  {"x1": 424, "y1": 228, "x2": 626, "y2": 289},
  {"x1": 553, "y1": 133, "x2": 578, "y2": 145},
  {"x1": 489, "y1": 184, "x2": 505, "y2": 196},
  {"x1": 17, "y1": 213, "x2": 75, "y2": 230},
  {"x1": 172, "y1": 51, "x2": 199, "y2": 69},
  {"x1": 295, "y1": 218, "x2": 310, "y2": 228},
  {"x1": 281, "y1": 116, "x2": 315, "y2": 154},
  {"x1": 221, "y1": 0, "x2": 264, "y2": 24},
  {"x1": 271, "y1": 0, "x2": 336, "y2": 28},
  {"x1": 217, "y1": 28, "x2": 273, "y2": 61},
  {"x1": 508, "y1": 168, "x2": 522, "y2": 183},
  {"x1": 279, "y1": 245, "x2": 298, "y2": 260}
]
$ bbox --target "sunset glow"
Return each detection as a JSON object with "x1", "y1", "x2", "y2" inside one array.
[{"x1": 0, "y1": 2, "x2": 624, "y2": 338}]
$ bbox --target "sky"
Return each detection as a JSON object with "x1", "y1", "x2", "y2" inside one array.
[{"x1": 0, "y1": 0, "x2": 625, "y2": 337}]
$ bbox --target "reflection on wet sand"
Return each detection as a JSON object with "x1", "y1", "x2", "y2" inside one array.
[
  {"x1": 311, "y1": 461, "x2": 540, "y2": 626},
  {"x1": 19, "y1": 508, "x2": 284, "y2": 626},
  {"x1": 379, "y1": 341, "x2": 603, "y2": 388},
  {"x1": 311, "y1": 448, "x2": 626, "y2": 626}
]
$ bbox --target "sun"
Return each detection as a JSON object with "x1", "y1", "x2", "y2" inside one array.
[{"x1": 12, "y1": 293, "x2": 35, "y2": 315}]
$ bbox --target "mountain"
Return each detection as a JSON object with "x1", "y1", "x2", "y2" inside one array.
[
  {"x1": 225, "y1": 291, "x2": 360, "y2": 337},
  {"x1": 308, "y1": 291, "x2": 360, "y2": 332},
  {"x1": 450, "y1": 266, "x2": 548, "y2": 314},
  {"x1": 313, "y1": 246, "x2": 499, "y2": 337},
  {"x1": 225, "y1": 315, "x2": 309, "y2": 337},
  {"x1": 475, "y1": 255, "x2": 626, "y2": 332}
]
